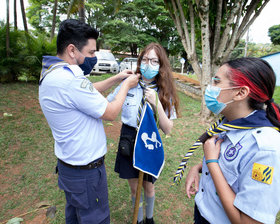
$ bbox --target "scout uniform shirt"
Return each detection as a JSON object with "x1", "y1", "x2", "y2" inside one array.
[
  {"x1": 195, "y1": 115, "x2": 280, "y2": 224},
  {"x1": 39, "y1": 56, "x2": 108, "y2": 165},
  {"x1": 107, "y1": 82, "x2": 177, "y2": 128}
]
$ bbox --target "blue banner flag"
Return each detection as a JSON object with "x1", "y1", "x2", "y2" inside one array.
[{"x1": 133, "y1": 103, "x2": 164, "y2": 179}]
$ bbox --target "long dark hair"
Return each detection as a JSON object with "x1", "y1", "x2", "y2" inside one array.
[
  {"x1": 225, "y1": 57, "x2": 280, "y2": 129},
  {"x1": 136, "y1": 42, "x2": 179, "y2": 118}
]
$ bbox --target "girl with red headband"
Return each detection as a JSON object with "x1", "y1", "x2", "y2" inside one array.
[{"x1": 185, "y1": 57, "x2": 280, "y2": 224}]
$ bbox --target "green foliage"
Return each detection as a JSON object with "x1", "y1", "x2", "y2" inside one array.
[
  {"x1": 274, "y1": 87, "x2": 280, "y2": 104},
  {"x1": 0, "y1": 25, "x2": 56, "y2": 82},
  {"x1": 100, "y1": 0, "x2": 182, "y2": 56},
  {"x1": 25, "y1": 0, "x2": 183, "y2": 56},
  {"x1": 268, "y1": 24, "x2": 280, "y2": 45},
  {"x1": 26, "y1": 0, "x2": 69, "y2": 34},
  {"x1": 0, "y1": 26, "x2": 29, "y2": 82},
  {"x1": 230, "y1": 40, "x2": 280, "y2": 59}
]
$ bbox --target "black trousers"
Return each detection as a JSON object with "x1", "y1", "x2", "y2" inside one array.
[{"x1": 194, "y1": 204, "x2": 210, "y2": 224}]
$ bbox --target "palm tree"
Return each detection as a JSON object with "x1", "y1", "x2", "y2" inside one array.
[
  {"x1": 20, "y1": 0, "x2": 28, "y2": 33},
  {"x1": 14, "y1": 0, "x2": 17, "y2": 30},
  {"x1": 67, "y1": 0, "x2": 85, "y2": 22},
  {"x1": 6, "y1": 0, "x2": 10, "y2": 57},
  {"x1": 50, "y1": 0, "x2": 58, "y2": 40},
  {"x1": 78, "y1": 0, "x2": 85, "y2": 23}
]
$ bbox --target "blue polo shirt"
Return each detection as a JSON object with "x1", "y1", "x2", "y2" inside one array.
[
  {"x1": 195, "y1": 125, "x2": 280, "y2": 223},
  {"x1": 39, "y1": 56, "x2": 108, "y2": 165}
]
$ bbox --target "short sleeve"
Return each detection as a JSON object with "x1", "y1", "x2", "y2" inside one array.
[
  {"x1": 67, "y1": 77, "x2": 108, "y2": 118},
  {"x1": 167, "y1": 105, "x2": 177, "y2": 120},
  {"x1": 234, "y1": 149, "x2": 280, "y2": 224},
  {"x1": 165, "y1": 98, "x2": 177, "y2": 120},
  {"x1": 107, "y1": 83, "x2": 122, "y2": 102}
]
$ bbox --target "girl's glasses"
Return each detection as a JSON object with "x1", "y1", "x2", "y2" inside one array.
[{"x1": 141, "y1": 57, "x2": 160, "y2": 66}]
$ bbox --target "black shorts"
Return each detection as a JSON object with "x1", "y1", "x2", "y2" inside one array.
[{"x1": 114, "y1": 124, "x2": 157, "y2": 184}]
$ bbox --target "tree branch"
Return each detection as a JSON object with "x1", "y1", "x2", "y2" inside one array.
[
  {"x1": 188, "y1": 0, "x2": 196, "y2": 55},
  {"x1": 237, "y1": 0, "x2": 270, "y2": 41},
  {"x1": 223, "y1": 3, "x2": 244, "y2": 60},
  {"x1": 176, "y1": 0, "x2": 191, "y2": 50},
  {"x1": 215, "y1": 0, "x2": 242, "y2": 62},
  {"x1": 213, "y1": 0, "x2": 223, "y2": 56}
]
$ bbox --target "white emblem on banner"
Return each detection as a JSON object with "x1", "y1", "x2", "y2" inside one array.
[{"x1": 141, "y1": 132, "x2": 162, "y2": 150}]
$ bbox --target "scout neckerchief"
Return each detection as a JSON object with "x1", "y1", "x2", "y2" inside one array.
[
  {"x1": 39, "y1": 56, "x2": 68, "y2": 85},
  {"x1": 137, "y1": 79, "x2": 158, "y2": 126},
  {"x1": 173, "y1": 110, "x2": 280, "y2": 185}
]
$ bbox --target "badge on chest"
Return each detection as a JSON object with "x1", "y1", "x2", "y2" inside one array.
[{"x1": 224, "y1": 143, "x2": 242, "y2": 161}]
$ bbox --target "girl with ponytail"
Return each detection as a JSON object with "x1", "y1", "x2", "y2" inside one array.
[{"x1": 185, "y1": 57, "x2": 280, "y2": 224}]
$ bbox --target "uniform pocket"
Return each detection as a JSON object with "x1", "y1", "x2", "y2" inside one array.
[
  {"x1": 88, "y1": 167, "x2": 110, "y2": 221},
  {"x1": 219, "y1": 160, "x2": 239, "y2": 192},
  {"x1": 58, "y1": 175, "x2": 89, "y2": 210},
  {"x1": 123, "y1": 97, "x2": 137, "y2": 112},
  {"x1": 121, "y1": 98, "x2": 137, "y2": 124}
]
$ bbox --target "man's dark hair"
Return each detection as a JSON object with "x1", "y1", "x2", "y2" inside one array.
[{"x1": 57, "y1": 19, "x2": 99, "y2": 55}]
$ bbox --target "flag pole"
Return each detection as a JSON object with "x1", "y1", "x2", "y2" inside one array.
[{"x1": 132, "y1": 171, "x2": 144, "y2": 224}]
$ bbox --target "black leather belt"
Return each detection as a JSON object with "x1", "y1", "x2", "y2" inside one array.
[{"x1": 58, "y1": 156, "x2": 104, "y2": 170}]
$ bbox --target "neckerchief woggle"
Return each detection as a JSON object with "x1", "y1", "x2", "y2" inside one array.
[
  {"x1": 39, "y1": 56, "x2": 68, "y2": 85},
  {"x1": 173, "y1": 110, "x2": 280, "y2": 185}
]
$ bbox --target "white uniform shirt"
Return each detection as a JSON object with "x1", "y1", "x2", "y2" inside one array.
[
  {"x1": 195, "y1": 126, "x2": 280, "y2": 224},
  {"x1": 107, "y1": 82, "x2": 177, "y2": 128},
  {"x1": 39, "y1": 64, "x2": 108, "y2": 165}
]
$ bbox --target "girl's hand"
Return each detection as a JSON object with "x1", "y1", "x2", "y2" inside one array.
[
  {"x1": 144, "y1": 87, "x2": 157, "y2": 106},
  {"x1": 185, "y1": 163, "x2": 202, "y2": 198},
  {"x1": 203, "y1": 135, "x2": 223, "y2": 161}
]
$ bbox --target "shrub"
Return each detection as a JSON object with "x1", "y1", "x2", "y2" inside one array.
[{"x1": 0, "y1": 25, "x2": 56, "y2": 83}]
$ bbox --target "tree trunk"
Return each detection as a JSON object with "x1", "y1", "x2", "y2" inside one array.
[
  {"x1": 6, "y1": 0, "x2": 10, "y2": 57},
  {"x1": 165, "y1": 0, "x2": 270, "y2": 122},
  {"x1": 198, "y1": 0, "x2": 212, "y2": 121},
  {"x1": 79, "y1": 0, "x2": 85, "y2": 23},
  {"x1": 14, "y1": 0, "x2": 17, "y2": 30},
  {"x1": 50, "y1": 0, "x2": 58, "y2": 40},
  {"x1": 20, "y1": 0, "x2": 28, "y2": 33}
]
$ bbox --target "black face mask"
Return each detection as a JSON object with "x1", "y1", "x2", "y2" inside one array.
[{"x1": 79, "y1": 56, "x2": 97, "y2": 75}]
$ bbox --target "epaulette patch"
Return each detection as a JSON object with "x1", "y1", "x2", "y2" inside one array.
[{"x1": 252, "y1": 162, "x2": 273, "y2": 185}]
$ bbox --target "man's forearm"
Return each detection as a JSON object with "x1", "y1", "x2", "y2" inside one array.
[{"x1": 93, "y1": 75, "x2": 121, "y2": 92}]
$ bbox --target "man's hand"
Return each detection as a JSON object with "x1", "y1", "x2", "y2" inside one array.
[
  {"x1": 122, "y1": 73, "x2": 140, "y2": 89},
  {"x1": 116, "y1": 69, "x2": 135, "y2": 81}
]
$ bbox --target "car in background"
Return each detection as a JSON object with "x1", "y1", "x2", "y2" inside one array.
[
  {"x1": 119, "y1": 57, "x2": 138, "y2": 72},
  {"x1": 92, "y1": 51, "x2": 119, "y2": 74}
]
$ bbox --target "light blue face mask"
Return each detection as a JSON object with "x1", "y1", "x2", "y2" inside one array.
[
  {"x1": 204, "y1": 85, "x2": 235, "y2": 114},
  {"x1": 140, "y1": 63, "x2": 159, "y2": 80}
]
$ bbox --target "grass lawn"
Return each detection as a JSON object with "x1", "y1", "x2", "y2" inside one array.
[{"x1": 0, "y1": 77, "x2": 279, "y2": 224}]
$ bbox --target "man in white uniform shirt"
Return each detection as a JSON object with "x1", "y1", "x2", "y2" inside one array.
[{"x1": 39, "y1": 19, "x2": 140, "y2": 224}]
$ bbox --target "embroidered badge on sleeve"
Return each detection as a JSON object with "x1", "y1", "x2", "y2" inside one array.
[
  {"x1": 80, "y1": 79, "x2": 94, "y2": 92},
  {"x1": 252, "y1": 163, "x2": 274, "y2": 185}
]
